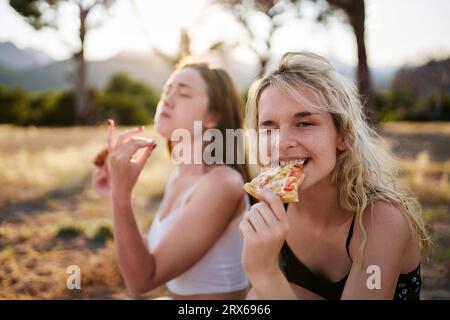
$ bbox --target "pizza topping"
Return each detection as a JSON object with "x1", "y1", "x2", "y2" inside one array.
[
  {"x1": 283, "y1": 179, "x2": 295, "y2": 192},
  {"x1": 260, "y1": 175, "x2": 273, "y2": 188},
  {"x1": 243, "y1": 161, "x2": 306, "y2": 203}
]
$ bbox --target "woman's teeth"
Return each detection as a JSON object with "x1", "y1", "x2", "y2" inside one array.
[{"x1": 280, "y1": 158, "x2": 309, "y2": 166}]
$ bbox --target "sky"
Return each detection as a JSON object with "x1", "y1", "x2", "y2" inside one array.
[{"x1": 0, "y1": 0, "x2": 449, "y2": 67}]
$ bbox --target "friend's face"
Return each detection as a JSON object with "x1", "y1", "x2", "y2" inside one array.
[
  {"x1": 257, "y1": 85, "x2": 347, "y2": 191},
  {"x1": 155, "y1": 67, "x2": 210, "y2": 139}
]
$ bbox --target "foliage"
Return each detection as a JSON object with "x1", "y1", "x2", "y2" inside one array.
[{"x1": 0, "y1": 72, "x2": 160, "y2": 126}]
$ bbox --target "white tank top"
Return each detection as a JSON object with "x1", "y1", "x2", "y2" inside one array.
[{"x1": 147, "y1": 169, "x2": 250, "y2": 296}]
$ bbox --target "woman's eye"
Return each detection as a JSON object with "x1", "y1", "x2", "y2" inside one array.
[
  {"x1": 259, "y1": 128, "x2": 276, "y2": 135},
  {"x1": 179, "y1": 93, "x2": 192, "y2": 98},
  {"x1": 296, "y1": 122, "x2": 312, "y2": 128}
]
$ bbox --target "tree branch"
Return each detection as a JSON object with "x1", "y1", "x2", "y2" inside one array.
[{"x1": 326, "y1": 0, "x2": 353, "y2": 12}]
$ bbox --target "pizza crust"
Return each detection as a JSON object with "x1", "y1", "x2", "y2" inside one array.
[
  {"x1": 243, "y1": 182, "x2": 259, "y2": 201},
  {"x1": 243, "y1": 163, "x2": 305, "y2": 203},
  {"x1": 94, "y1": 147, "x2": 109, "y2": 167}
]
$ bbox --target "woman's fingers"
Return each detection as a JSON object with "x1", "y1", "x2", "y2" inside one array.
[
  {"x1": 91, "y1": 166, "x2": 110, "y2": 197},
  {"x1": 256, "y1": 190, "x2": 287, "y2": 223},
  {"x1": 106, "y1": 119, "x2": 146, "y2": 151},
  {"x1": 107, "y1": 119, "x2": 115, "y2": 150},
  {"x1": 136, "y1": 142, "x2": 157, "y2": 170},
  {"x1": 93, "y1": 166, "x2": 106, "y2": 179},
  {"x1": 116, "y1": 126, "x2": 145, "y2": 149},
  {"x1": 239, "y1": 218, "x2": 256, "y2": 238},
  {"x1": 247, "y1": 207, "x2": 269, "y2": 234},
  {"x1": 253, "y1": 203, "x2": 279, "y2": 227},
  {"x1": 115, "y1": 137, "x2": 156, "y2": 163}
]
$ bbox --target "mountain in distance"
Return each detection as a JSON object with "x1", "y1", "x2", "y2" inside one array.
[
  {"x1": 0, "y1": 48, "x2": 174, "y2": 91},
  {"x1": 328, "y1": 57, "x2": 398, "y2": 92},
  {"x1": 0, "y1": 41, "x2": 398, "y2": 92},
  {"x1": 0, "y1": 42, "x2": 53, "y2": 70}
]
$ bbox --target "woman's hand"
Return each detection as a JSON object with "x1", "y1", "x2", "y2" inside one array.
[
  {"x1": 239, "y1": 190, "x2": 289, "y2": 284},
  {"x1": 91, "y1": 164, "x2": 111, "y2": 199},
  {"x1": 107, "y1": 119, "x2": 157, "y2": 199}
]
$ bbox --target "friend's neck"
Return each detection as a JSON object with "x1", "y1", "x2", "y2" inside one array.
[{"x1": 172, "y1": 137, "x2": 209, "y2": 176}]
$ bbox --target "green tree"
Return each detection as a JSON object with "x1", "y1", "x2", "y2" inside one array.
[
  {"x1": 393, "y1": 58, "x2": 450, "y2": 120},
  {"x1": 307, "y1": 0, "x2": 374, "y2": 125},
  {"x1": 216, "y1": 0, "x2": 299, "y2": 77},
  {"x1": 216, "y1": 0, "x2": 374, "y2": 124},
  {"x1": 0, "y1": 86, "x2": 30, "y2": 124},
  {"x1": 96, "y1": 93, "x2": 152, "y2": 125},
  {"x1": 9, "y1": 0, "x2": 117, "y2": 124},
  {"x1": 96, "y1": 72, "x2": 159, "y2": 125},
  {"x1": 39, "y1": 90, "x2": 81, "y2": 126},
  {"x1": 105, "y1": 72, "x2": 160, "y2": 116}
]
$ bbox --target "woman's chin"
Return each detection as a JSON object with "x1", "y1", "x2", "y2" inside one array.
[{"x1": 155, "y1": 123, "x2": 172, "y2": 139}]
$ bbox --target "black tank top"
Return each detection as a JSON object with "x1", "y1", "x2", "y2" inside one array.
[{"x1": 279, "y1": 206, "x2": 421, "y2": 300}]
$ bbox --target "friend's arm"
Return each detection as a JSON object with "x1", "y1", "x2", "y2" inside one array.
[{"x1": 113, "y1": 167, "x2": 244, "y2": 296}]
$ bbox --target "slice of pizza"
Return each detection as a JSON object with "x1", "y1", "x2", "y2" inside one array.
[
  {"x1": 243, "y1": 160, "x2": 306, "y2": 203},
  {"x1": 93, "y1": 147, "x2": 109, "y2": 167}
]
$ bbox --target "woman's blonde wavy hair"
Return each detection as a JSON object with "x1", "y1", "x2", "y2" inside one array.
[{"x1": 246, "y1": 51, "x2": 431, "y2": 264}]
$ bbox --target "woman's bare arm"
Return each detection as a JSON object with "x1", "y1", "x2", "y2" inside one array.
[
  {"x1": 246, "y1": 282, "x2": 325, "y2": 300},
  {"x1": 341, "y1": 201, "x2": 417, "y2": 299},
  {"x1": 113, "y1": 167, "x2": 244, "y2": 296}
]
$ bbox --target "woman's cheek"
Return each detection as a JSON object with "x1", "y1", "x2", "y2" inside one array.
[
  {"x1": 155, "y1": 113, "x2": 178, "y2": 138},
  {"x1": 258, "y1": 133, "x2": 277, "y2": 166},
  {"x1": 316, "y1": 145, "x2": 339, "y2": 176}
]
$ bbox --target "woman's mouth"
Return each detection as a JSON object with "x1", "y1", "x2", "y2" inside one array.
[
  {"x1": 160, "y1": 111, "x2": 171, "y2": 118},
  {"x1": 279, "y1": 158, "x2": 311, "y2": 167}
]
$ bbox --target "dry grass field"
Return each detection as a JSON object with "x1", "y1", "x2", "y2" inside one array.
[{"x1": 0, "y1": 122, "x2": 449, "y2": 299}]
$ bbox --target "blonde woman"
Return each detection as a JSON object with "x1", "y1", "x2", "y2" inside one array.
[
  {"x1": 240, "y1": 52, "x2": 430, "y2": 300},
  {"x1": 92, "y1": 58, "x2": 250, "y2": 299}
]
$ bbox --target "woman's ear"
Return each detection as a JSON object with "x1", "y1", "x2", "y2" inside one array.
[{"x1": 336, "y1": 133, "x2": 348, "y2": 152}]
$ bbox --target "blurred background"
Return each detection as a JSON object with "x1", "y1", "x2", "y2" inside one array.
[{"x1": 0, "y1": 0, "x2": 449, "y2": 299}]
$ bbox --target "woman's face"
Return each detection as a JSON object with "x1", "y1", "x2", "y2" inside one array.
[
  {"x1": 155, "y1": 67, "x2": 211, "y2": 139},
  {"x1": 257, "y1": 85, "x2": 347, "y2": 191}
]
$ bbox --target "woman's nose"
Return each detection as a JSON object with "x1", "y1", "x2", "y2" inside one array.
[
  {"x1": 163, "y1": 97, "x2": 173, "y2": 107},
  {"x1": 163, "y1": 95, "x2": 174, "y2": 108},
  {"x1": 279, "y1": 128, "x2": 299, "y2": 152}
]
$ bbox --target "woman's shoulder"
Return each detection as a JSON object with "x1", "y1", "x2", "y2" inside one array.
[
  {"x1": 350, "y1": 201, "x2": 421, "y2": 275},
  {"x1": 361, "y1": 200, "x2": 412, "y2": 238},
  {"x1": 205, "y1": 165, "x2": 244, "y2": 185},
  {"x1": 351, "y1": 200, "x2": 416, "y2": 256},
  {"x1": 199, "y1": 165, "x2": 245, "y2": 197},
  {"x1": 166, "y1": 166, "x2": 180, "y2": 188}
]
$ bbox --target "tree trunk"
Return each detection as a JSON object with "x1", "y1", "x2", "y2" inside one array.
[
  {"x1": 74, "y1": 8, "x2": 91, "y2": 125},
  {"x1": 256, "y1": 19, "x2": 275, "y2": 78},
  {"x1": 349, "y1": 0, "x2": 375, "y2": 127},
  {"x1": 432, "y1": 71, "x2": 446, "y2": 120}
]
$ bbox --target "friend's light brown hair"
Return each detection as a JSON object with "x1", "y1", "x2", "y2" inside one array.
[{"x1": 164, "y1": 56, "x2": 251, "y2": 183}]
